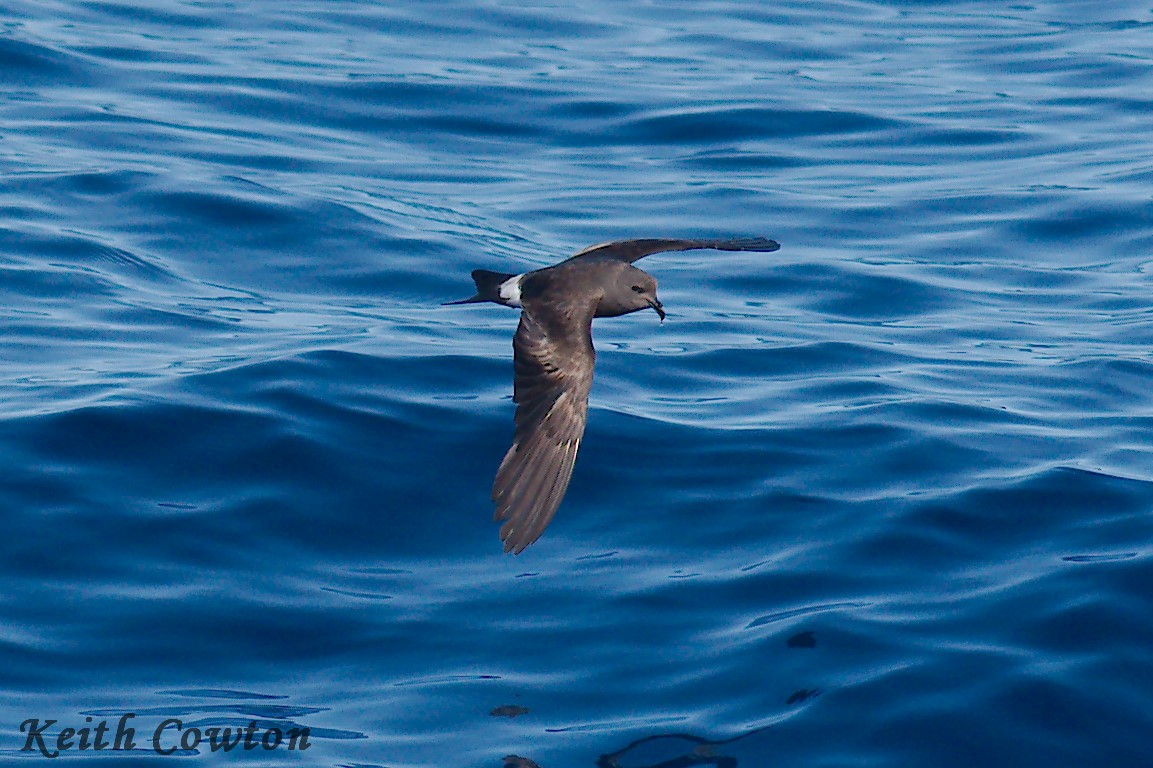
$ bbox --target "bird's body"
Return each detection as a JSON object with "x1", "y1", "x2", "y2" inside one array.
[{"x1": 446, "y1": 237, "x2": 781, "y2": 553}]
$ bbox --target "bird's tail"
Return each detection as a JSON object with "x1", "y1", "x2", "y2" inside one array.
[{"x1": 443, "y1": 269, "x2": 517, "y2": 305}]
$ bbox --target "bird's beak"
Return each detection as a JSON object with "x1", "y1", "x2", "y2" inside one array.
[{"x1": 649, "y1": 298, "x2": 665, "y2": 322}]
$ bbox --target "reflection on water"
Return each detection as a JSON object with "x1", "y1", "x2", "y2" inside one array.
[{"x1": 594, "y1": 724, "x2": 773, "y2": 768}]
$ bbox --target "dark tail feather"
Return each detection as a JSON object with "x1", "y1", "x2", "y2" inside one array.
[{"x1": 442, "y1": 269, "x2": 516, "y2": 306}]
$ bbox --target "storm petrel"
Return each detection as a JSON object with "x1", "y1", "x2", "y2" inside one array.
[{"x1": 446, "y1": 237, "x2": 781, "y2": 553}]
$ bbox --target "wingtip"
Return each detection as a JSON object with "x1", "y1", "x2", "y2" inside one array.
[
  {"x1": 499, "y1": 527, "x2": 532, "y2": 555},
  {"x1": 733, "y1": 237, "x2": 781, "y2": 252}
]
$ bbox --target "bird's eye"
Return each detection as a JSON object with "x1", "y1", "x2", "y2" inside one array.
[{"x1": 631, "y1": 285, "x2": 645, "y2": 293}]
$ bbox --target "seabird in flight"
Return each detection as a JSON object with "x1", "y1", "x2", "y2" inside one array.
[{"x1": 446, "y1": 237, "x2": 781, "y2": 553}]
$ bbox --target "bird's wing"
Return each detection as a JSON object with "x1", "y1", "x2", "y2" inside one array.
[
  {"x1": 567, "y1": 237, "x2": 780, "y2": 264},
  {"x1": 492, "y1": 305, "x2": 596, "y2": 554}
]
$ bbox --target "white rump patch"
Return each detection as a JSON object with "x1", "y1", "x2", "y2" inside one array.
[{"x1": 499, "y1": 274, "x2": 524, "y2": 307}]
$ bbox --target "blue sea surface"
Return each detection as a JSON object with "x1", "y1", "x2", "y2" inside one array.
[{"x1": 2, "y1": 1, "x2": 1152, "y2": 765}]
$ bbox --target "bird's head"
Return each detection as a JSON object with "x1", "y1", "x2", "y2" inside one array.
[{"x1": 599, "y1": 265, "x2": 664, "y2": 320}]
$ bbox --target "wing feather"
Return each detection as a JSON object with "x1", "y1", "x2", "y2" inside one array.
[
  {"x1": 568, "y1": 237, "x2": 780, "y2": 264},
  {"x1": 492, "y1": 309, "x2": 595, "y2": 553}
]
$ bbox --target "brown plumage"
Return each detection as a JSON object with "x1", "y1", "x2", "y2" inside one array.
[{"x1": 446, "y1": 237, "x2": 781, "y2": 553}]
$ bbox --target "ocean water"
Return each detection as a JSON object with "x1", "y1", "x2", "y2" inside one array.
[{"x1": 2, "y1": 0, "x2": 1152, "y2": 765}]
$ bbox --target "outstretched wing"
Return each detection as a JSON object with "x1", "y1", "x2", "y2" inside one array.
[
  {"x1": 492, "y1": 307, "x2": 595, "y2": 553},
  {"x1": 568, "y1": 237, "x2": 780, "y2": 264}
]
